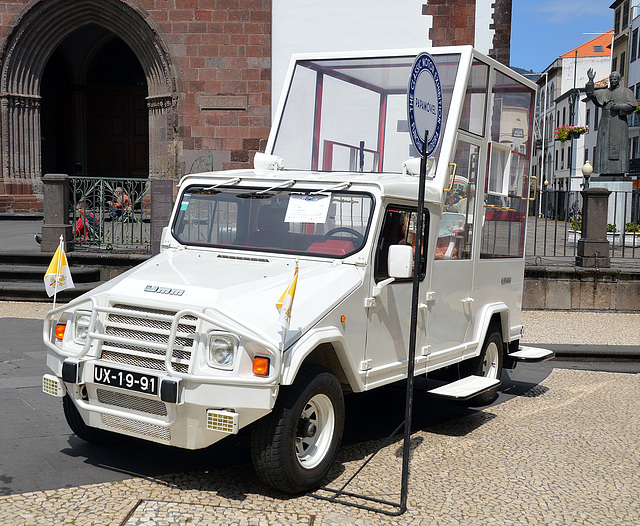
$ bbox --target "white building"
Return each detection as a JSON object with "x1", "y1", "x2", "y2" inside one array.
[
  {"x1": 271, "y1": 0, "x2": 504, "y2": 114},
  {"x1": 534, "y1": 33, "x2": 612, "y2": 194}
]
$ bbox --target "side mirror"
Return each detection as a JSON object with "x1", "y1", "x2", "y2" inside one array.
[{"x1": 388, "y1": 244, "x2": 413, "y2": 279}]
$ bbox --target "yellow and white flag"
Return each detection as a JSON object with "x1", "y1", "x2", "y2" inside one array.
[
  {"x1": 44, "y1": 238, "x2": 74, "y2": 298},
  {"x1": 276, "y1": 262, "x2": 298, "y2": 330}
]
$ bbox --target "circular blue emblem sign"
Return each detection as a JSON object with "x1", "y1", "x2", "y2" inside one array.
[{"x1": 407, "y1": 52, "x2": 443, "y2": 158}]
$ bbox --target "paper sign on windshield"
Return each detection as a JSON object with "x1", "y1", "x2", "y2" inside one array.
[{"x1": 285, "y1": 193, "x2": 331, "y2": 223}]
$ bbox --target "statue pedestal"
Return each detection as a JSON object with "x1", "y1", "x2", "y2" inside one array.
[{"x1": 575, "y1": 187, "x2": 611, "y2": 268}]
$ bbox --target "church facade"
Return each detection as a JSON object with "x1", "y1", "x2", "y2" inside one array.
[{"x1": 0, "y1": 0, "x2": 511, "y2": 214}]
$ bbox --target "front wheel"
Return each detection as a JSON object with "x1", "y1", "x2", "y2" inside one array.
[
  {"x1": 250, "y1": 364, "x2": 345, "y2": 493},
  {"x1": 63, "y1": 395, "x2": 116, "y2": 445}
]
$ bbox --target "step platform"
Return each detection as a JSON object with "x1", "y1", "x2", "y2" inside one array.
[
  {"x1": 427, "y1": 375, "x2": 500, "y2": 401},
  {"x1": 507, "y1": 346, "x2": 554, "y2": 362}
]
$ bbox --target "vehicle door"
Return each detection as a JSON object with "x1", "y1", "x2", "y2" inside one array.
[
  {"x1": 363, "y1": 205, "x2": 429, "y2": 388},
  {"x1": 426, "y1": 135, "x2": 484, "y2": 368}
]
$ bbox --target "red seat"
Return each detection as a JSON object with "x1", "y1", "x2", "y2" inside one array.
[{"x1": 307, "y1": 239, "x2": 354, "y2": 255}]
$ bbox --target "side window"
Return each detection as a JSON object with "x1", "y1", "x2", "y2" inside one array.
[
  {"x1": 441, "y1": 140, "x2": 479, "y2": 260},
  {"x1": 374, "y1": 207, "x2": 428, "y2": 281},
  {"x1": 481, "y1": 143, "x2": 528, "y2": 258}
]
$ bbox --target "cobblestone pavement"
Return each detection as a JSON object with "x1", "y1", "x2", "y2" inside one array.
[
  {"x1": 1, "y1": 368, "x2": 639, "y2": 525},
  {"x1": 1, "y1": 302, "x2": 639, "y2": 525}
]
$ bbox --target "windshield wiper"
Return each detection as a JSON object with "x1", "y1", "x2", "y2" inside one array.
[
  {"x1": 311, "y1": 182, "x2": 352, "y2": 195},
  {"x1": 200, "y1": 177, "x2": 242, "y2": 194},
  {"x1": 237, "y1": 179, "x2": 296, "y2": 198}
]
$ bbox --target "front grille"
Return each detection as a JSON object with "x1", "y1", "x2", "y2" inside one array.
[
  {"x1": 101, "y1": 414, "x2": 170, "y2": 441},
  {"x1": 99, "y1": 303, "x2": 197, "y2": 374},
  {"x1": 97, "y1": 388, "x2": 167, "y2": 416}
]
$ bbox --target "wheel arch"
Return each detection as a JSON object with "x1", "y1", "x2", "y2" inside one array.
[
  {"x1": 472, "y1": 303, "x2": 509, "y2": 357},
  {"x1": 281, "y1": 327, "x2": 362, "y2": 393}
]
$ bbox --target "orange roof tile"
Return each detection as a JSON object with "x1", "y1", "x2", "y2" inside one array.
[{"x1": 560, "y1": 30, "x2": 613, "y2": 59}]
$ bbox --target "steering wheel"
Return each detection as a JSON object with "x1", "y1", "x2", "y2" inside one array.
[{"x1": 323, "y1": 227, "x2": 364, "y2": 245}]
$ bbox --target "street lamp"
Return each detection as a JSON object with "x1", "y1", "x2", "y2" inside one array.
[{"x1": 582, "y1": 160, "x2": 593, "y2": 189}]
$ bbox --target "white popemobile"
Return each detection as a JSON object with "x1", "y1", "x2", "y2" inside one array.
[{"x1": 43, "y1": 46, "x2": 553, "y2": 494}]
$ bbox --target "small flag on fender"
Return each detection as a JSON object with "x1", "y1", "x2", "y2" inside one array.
[
  {"x1": 44, "y1": 237, "x2": 75, "y2": 298},
  {"x1": 276, "y1": 262, "x2": 298, "y2": 330}
]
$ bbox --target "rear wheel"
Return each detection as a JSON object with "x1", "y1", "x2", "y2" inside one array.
[
  {"x1": 464, "y1": 326, "x2": 503, "y2": 406},
  {"x1": 250, "y1": 364, "x2": 345, "y2": 493}
]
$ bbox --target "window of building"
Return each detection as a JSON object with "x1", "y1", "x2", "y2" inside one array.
[
  {"x1": 632, "y1": 29, "x2": 639, "y2": 62},
  {"x1": 557, "y1": 110, "x2": 560, "y2": 125},
  {"x1": 594, "y1": 45, "x2": 604, "y2": 53},
  {"x1": 623, "y1": 1, "x2": 629, "y2": 29},
  {"x1": 612, "y1": 56, "x2": 618, "y2": 74},
  {"x1": 615, "y1": 7, "x2": 621, "y2": 34},
  {"x1": 621, "y1": 52, "x2": 626, "y2": 78},
  {"x1": 584, "y1": 148, "x2": 588, "y2": 164}
]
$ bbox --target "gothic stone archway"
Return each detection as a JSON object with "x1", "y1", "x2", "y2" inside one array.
[{"x1": 0, "y1": 0, "x2": 178, "y2": 209}]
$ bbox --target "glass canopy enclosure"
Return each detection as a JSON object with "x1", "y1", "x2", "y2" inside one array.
[
  {"x1": 268, "y1": 51, "x2": 461, "y2": 173},
  {"x1": 267, "y1": 48, "x2": 536, "y2": 183}
]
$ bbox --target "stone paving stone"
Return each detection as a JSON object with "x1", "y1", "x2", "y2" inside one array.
[{"x1": 1, "y1": 369, "x2": 639, "y2": 525}]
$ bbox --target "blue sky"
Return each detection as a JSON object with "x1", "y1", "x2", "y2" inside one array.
[{"x1": 510, "y1": 0, "x2": 615, "y2": 72}]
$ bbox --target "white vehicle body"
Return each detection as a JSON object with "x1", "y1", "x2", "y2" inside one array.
[{"x1": 43, "y1": 46, "x2": 551, "y2": 493}]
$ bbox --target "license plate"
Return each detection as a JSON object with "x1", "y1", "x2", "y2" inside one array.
[{"x1": 94, "y1": 365, "x2": 158, "y2": 395}]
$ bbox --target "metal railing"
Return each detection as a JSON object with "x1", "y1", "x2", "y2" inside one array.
[
  {"x1": 529, "y1": 189, "x2": 640, "y2": 260},
  {"x1": 70, "y1": 176, "x2": 152, "y2": 253}
]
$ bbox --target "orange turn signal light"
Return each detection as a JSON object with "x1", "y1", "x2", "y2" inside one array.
[
  {"x1": 252, "y1": 356, "x2": 270, "y2": 376},
  {"x1": 55, "y1": 323, "x2": 67, "y2": 340}
]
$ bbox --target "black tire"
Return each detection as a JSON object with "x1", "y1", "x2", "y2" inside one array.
[
  {"x1": 463, "y1": 326, "x2": 504, "y2": 406},
  {"x1": 63, "y1": 395, "x2": 116, "y2": 445},
  {"x1": 250, "y1": 364, "x2": 345, "y2": 493}
]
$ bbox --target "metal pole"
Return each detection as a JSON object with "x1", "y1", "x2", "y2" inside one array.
[{"x1": 400, "y1": 129, "x2": 428, "y2": 512}]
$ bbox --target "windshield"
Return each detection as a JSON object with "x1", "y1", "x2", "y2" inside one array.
[{"x1": 173, "y1": 185, "x2": 374, "y2": 257}]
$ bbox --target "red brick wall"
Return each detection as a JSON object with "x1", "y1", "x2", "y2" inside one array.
[
  {"x1": 421, "y1": 0, "x2": 512, "y2": 67},
  {"x1": 489, "y1": 0, "x2": 511, "y2": 66},
  {"x1": 0, "y1": 0, "x2": 272, "y2": 176},
  {"x1": 136, "y1": 0, "x2": 272, "y2": 170},
  {"x1": 422, "y1": 0, "x2": 476, "y2": 48}
]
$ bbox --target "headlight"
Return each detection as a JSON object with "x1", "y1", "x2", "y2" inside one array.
[
  {"x1": 208, "y1": 333, "x2": 237, "y2": 369},
  {"x1": 74, "y1": 313, "x2": 91, "y2": 343}
]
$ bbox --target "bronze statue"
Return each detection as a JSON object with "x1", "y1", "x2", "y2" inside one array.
[{"x1": 585, "y1": 69, "x2": 638, "y2": 175}]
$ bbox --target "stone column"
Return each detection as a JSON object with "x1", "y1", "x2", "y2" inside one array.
[
  {"x1": 41, "y1": 173, "x2": 73, "y2": 253},
  {"x1": 576, "y1": 187, "x2": 611, "y2": 268}
]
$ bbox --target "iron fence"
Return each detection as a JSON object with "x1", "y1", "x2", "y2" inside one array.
[
  {"x1": 529, "y1": 189, "x2": 640, "y2": 259},
  {"x1": 70, "y1": 176, "x2": 152, "y2": 253}
]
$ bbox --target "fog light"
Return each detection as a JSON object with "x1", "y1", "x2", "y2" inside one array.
[
  {"x1": 42, "y1": 374, "x2": 65, "y2": 397},
  {"x1": 206, "y1": 409, "x2": 239, "y2": 434}
]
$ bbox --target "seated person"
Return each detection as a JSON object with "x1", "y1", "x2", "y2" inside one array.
[
  {"x1": 74, "y1": 202, "x2": 99, "y2": 241},
  {"x1": 107, "y1": 187, "x2": 131, "y2": 220}
]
